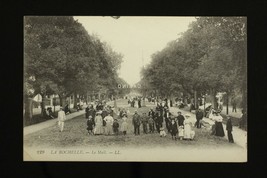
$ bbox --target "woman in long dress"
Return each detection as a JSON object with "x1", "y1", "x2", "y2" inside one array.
[
  {"x1": 183, "y1": 114, "x2": 194, "y2": 140},
  {"x1": 214, "y1": 112, "x2": 225, "y2": 137},
  {"x1": 121, "y1": 114, "x2": 128, "y2": 135},
  {"x1": 94, "y1": 112, "x2": 103, "y2": 135}
]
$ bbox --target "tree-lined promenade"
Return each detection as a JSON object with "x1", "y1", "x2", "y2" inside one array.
[
  {"x1": 24, "y1": 16, "x2": 130, "y2": 124},
  {"x1": 140, "y1": 17, "x2": 247, "y2": 115}
]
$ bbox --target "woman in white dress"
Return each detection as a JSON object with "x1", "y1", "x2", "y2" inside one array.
[
  {"x1": 183, "y1": 114, "x2": 195, "y2": 140},
  {"x1": 121, "y1": 114, "x2": 128, "y2": 135},
  {"x1": 94, "y1": 112, "x2": 103, "y2": 135}
]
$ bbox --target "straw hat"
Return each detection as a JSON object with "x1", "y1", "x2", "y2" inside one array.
[{"x1": 185, "y1": 114, "x2": 190, "y2": 117}]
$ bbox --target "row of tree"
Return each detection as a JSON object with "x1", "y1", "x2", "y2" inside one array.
[
  {"x1": 24, "y1": 16, "x2": 129, "y2": 121},
  {"x1": 140, "y1": 17, "x2": 247, "y2": 110}
]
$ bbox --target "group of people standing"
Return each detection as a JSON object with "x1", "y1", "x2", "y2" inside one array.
[
  {"x1": 128, "y1": 97, "x2": 142, "y2": 108},
  {"x1": 57, "y1": 98, "x2": 235, "y2": 144},
  {"x1": 208, "y1": 109, "x2": 234, "y2": 143}
]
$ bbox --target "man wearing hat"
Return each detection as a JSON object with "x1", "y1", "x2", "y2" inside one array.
[
  {"x1": 195, "y1": 108, "x2": 204, "y2": 128},
  {"x1": 226, "y1": 115, "x2": 234, "y2": 143},
  {"x1": 132, "y1": 110, "x2": 141, "y2": 135},
  {"x1": 57, "y1": 107, "x2": 66, "y2": 132},
  {"x1": 141, "y1": 112, "x2": 148, "y2": 134}
]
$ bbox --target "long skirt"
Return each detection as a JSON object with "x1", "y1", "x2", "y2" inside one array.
[
  {"x1": 94, "y1": 123, "x2": 103, "y2": 135},
  {"x1": 184, "y1": 124, "x2": 192, "y2": 139},
  {"x1": 178, "y1": 127, "x2": 184, "y2": 137},
  {"x1": 121, "y1": 122, "x2": 128, "y2": 132},
  {"x1": 106, "y1": 124, "x2": 113, "y2": 135},
  {"x1": 215, "y1": 122, "x2": 225, "y2": 137}
]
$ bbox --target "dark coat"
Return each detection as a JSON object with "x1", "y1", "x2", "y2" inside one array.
[
  {"x1": 87, "y1": 119, "x2": 94, "y2": 130},
  {"x1": 132, "y1": 113, "x2": 141, "y2": 126},
  {"x1": 226, "y1": 119, "x2": 233, "y2": 131},
  {"x1": 148, "y1": 110, "x2": 155, "y2": 118},
  {"x1": 196, "y1": 110, "x2": 204, "y2": 120},
  {"x1": 177, "y1": 115, "x2": 185, "y2": 126},
  {"x1": 170, "y1": 122, "x2": 178, "y2": 135}
]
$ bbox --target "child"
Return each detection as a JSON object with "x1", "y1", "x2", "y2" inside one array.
[
  {"x1": 113, "y1": 119, "x2": 120, "y2": 135},
  {"x1": 87, "y1": 116, "x2": 94, "y2": 135},
  {"x1": 170, "y1": 119, "x2": 178, "y2": 140},
  {"x1": 148, "y1": 116, "x2": 154, "y2": 133},
  {"x1": 178, "y1": 126, "x2": 184, "y2": 140},
  {"x1": 159, "y1": 127, "x2": 167, "y2": 137},
  {"x1": 226, "y1": 115, "x2": 234, "y2": 143}
]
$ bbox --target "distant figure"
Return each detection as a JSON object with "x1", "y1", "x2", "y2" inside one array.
[
  {"x1": 226, "y1": 115, "x2": 234, "y2": 143},
  {"x1": 57, "y1": 107, "x2": 66, "y2": 132},
  {"x1": 87, "y1": 116, "x2": 94, "y2": 135},
  {"x1": 239, "y1": 109, "x2": 247, "y2": 130},
  {"x1": 64, "y1": 104, "x2": 71, "y2": 114},
  {"x1": 138, "y1": 99, "x2": 141, "y2": 108},
  {"x1": 232, "y1": 98, "x2": 237, "y2": 113},
  {"x1": 195, "y1": 109, "x2": 204, "y2": 128}
]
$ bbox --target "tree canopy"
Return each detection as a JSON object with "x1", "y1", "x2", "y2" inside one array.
[
  {"x1": 24, "y1": 16, "x2": 124, "y2": 118},
  {"x1": 141, "y1": 17, "x2": 247, "y2": 109}
]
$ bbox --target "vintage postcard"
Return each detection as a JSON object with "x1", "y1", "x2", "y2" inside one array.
[{"x1": 23, "y1": 16, "x2": 247, "y2": 162}]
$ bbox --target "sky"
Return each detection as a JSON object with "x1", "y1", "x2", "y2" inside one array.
[{"x1": 74, "y1": 16, "x2": 196, "y2": 86}]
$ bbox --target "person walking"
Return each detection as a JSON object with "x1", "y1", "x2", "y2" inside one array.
[
  {"x1": 141, "y1": 112, "x2": 148, "y2": 134},
  {"x1": 132, "y1": 110, "x2": 141, "y2": 135},
  {"x1": 195, "y1": 109, "x2": 204, "y2": 128},
  {"x1": 232, "y1": 98, "x2": 237, "y2": 113},
  {"x1": 226, "y1": 115, "x2": 234, "y2": 143},
  {"x1": 57, "y1": 107, "x2": 66, "y2": 132}
]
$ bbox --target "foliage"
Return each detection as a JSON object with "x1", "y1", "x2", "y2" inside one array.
[{"x1": 141, "y1": 17, "x2": 247, "y2": 108}]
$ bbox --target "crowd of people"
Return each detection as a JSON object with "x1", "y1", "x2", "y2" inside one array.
[
  {"x1": 81, "y1": 100, "x2": 198, "y2": 141},
  {"x1": 56, "y1": 98, "x2": 236, "y2": 144}
]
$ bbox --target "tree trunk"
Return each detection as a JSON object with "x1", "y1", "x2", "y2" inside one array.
[
  {"x1": 40, "y1": 93, "x2": 47, "y2": 117},
  {"x1": 73, "y1": 93, "x2": 77, "y2": 109},
  {"x1": 194, "y1": 90, "x2": 198, "y2": 109},
  {"x1": 24, "y1": 97, "x2": 33, "y2": 125},
  {"x1": 59, "y1": 94, "x2": 66, "y2": 107},
  {"x1": 211, "y1": 89, "x2": 218, "y2": 109},
  {"x1": 226, "y1": 91, "x2": 229, "y2": 114}
]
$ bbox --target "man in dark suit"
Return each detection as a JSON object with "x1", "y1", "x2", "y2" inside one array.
[
  {"x1": 195, "y1": 109, "x2": 204, "y2": 128},
  {"x1": 226, "y1": 115, "x2": 234, "y2": 143},
  {"x1": 132, "y1": 110, "x2": 141, "y2": 135},
  {"x1": 177, "y1": 111, "x2": 185, "y2": 127}
]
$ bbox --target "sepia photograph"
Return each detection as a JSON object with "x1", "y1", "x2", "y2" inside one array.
[{"x1": 23, "y1": 16, "x2": 247, "y2": 162}]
